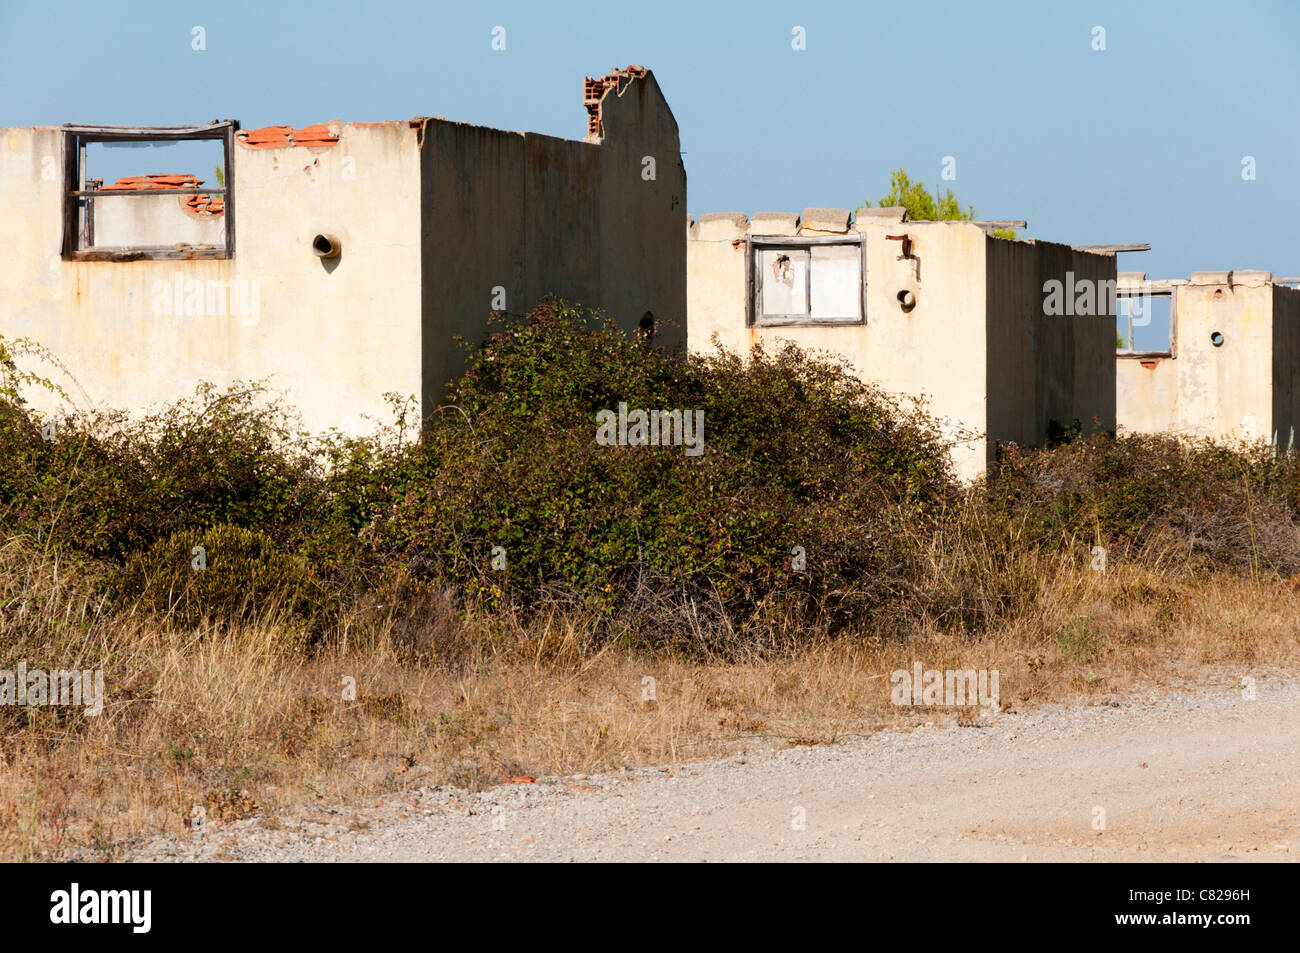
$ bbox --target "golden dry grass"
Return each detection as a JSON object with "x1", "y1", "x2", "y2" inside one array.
[{"x1": 2, "y1": 528, "x2": 1298, "y2": 861}]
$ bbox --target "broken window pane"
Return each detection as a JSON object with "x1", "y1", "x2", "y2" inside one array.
[{"x1": 758, "y1": 247, "x2": 809, "y2": 317}]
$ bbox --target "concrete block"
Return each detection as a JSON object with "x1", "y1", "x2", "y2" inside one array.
[
  {"x1": 800, "y1": 207, "x2": 850, "y2": 233},
  {"x1": 694, "y1": 212, "x2": 749, "y2": 241},
  {"x1": 748, "y1": 212, "x2": 799, "y2": 236}
]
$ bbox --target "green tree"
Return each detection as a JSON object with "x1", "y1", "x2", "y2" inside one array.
[{"x1": 864, "y1": 168, "x2": 1016, "y2": 240}]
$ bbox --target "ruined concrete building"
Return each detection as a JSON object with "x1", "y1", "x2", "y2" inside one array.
[
  {"x1": 0, "y1": 66, "x2": 685, "y2": 434},
  {"x1": 687, "y1": 207, "x2": 1117, "y2": 479},
  {"x1": 1116, "y1": 271, "x2": 1300, "y2": 444}
]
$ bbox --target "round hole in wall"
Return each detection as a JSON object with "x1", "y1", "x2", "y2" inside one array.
[
  {"x1": 897, "y1": 289, "x2": 917, "y2": 313},
  {"x1": 1210, "y1": 331, "x2": 1224, "y2": 347},
  {"x1": 1214, "y1": 289, "x2": 1224, "y2": 298},
  {"x1": 312, "y1": 233, "x2": 341, "y2": 258}
]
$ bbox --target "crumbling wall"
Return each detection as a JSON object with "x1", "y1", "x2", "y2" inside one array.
[
  {"x1": 418, "y1": 67, "x2": 686, "y2": 410},
  {"x1": 591, "y1": 68, "x2": 686, "y2": 348}
]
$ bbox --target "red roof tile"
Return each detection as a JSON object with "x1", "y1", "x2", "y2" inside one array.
[
  {"x1": 102, "y1": 173, "x2": 204, "y2": 190},
  {"x1": 99, "y1": 174, "x2": 225, "y2": 217},
  {"x1": 237, "y1": 123, "x2": 339, "y2": 148}
]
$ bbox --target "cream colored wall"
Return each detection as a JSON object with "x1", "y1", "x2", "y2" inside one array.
[
  {"x1": 1116, "y1": 356, "x2": 1180, "y2": 434},
  {"x1": 1175, "y1": 274, "x2": 1275, "y2": 440},
  {"x1": 0, "y1": 123, "x2": 423, "y2": 437},
  {"x1": 1117, "y1": 273, "x2": 1277, "y2": 441},
  {"x1": 687, "y1": 216, "x2": 991, "y2": 479}
]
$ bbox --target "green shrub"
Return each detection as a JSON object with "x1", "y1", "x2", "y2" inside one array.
[
  {"x1": 987, "y1": 433, "x2": 1300, "y2": 573},
  {"x1": 117, "y1": 524, "x2": 329, "y2": 632},
  {"x1": 346, "y1": 297, "x2": 958, "y2": 647}
]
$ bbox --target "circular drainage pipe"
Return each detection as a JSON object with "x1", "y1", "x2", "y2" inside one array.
[{"x1": 312, "y1": 233, "x2": 341, "y2": 258}]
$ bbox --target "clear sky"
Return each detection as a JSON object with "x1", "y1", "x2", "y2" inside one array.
[{"x1": 3, "y1": 0, "x2": 1296, "y2": 278}]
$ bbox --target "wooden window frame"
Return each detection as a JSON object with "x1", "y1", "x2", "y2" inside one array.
[
  {"x1": 747, "y1": 235, "x2": 867, "y2": 327},
  {"x1": 61, "y1": 121, "x2": 238, "y2": 262}
]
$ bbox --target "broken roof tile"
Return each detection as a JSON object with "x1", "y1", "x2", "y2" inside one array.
[
  {"x1": 101, "y1": 173, "x2": 204, "y2": 190},
  {"x1": 99, "y1": 174, "x2": 225, "y2": 217},
  {"x1": 237, "y1": 123, "x2": 339, "y2": 148}
]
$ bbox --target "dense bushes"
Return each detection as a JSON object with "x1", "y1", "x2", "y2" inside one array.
[
  {"x1": 989, "y1": 434, "x2": 1300, "y2": 573},
  {"x1": 117, "y1": 524, "x2": 329, "y2": 632},
  {"x1": 345, "y1": 300, "x2": 956, "y2": 641},
  {"x1": 5, "y1": 299, "x2": 1300, "y2": 651}
]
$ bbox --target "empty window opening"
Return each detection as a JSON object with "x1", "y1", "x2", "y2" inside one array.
[
  {"x1": 61, "y1": 122, "x2": 237, "y2": 261},
  {"x1": 749, "y1": 237, "x2": 865, "y2": 326},
  {"x1": 1116, "y1": 290, "x2": 1174, "y2": 357}
]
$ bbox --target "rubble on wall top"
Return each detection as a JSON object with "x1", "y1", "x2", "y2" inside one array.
[
  {"x1": 237, "y1": 123, "x2": 340, "y2": 148},
  {"x1": 688, "y1": 206, "x2": 1023, "y2": 241},
  {"x1": 693, "y1": 212, "x2": 749, "y2": 241}
]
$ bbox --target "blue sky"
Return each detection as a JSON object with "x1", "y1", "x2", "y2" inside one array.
[{"x1": 3, "y1": 0, "x2": 1296, "y2": 278}]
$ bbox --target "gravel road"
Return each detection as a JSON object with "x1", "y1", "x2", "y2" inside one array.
[{"x1": 133, "y1": 676, "x2": 1299, "y2": 862}]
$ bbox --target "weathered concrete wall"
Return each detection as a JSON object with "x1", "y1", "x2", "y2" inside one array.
[
  {"x1": 418, "y1": 121, "x2": 601, "y2": 409},
  {"x1": 1118, "y1": 272, "x2": 1281, "y2": 441},
  {"x1": 0, "y1": 123, "x2": 424, "y2": 435},
  {"x1": 1272, "y1": 285, "x2": 1300, "y2": 447},
  {"x1": 592, "y1": 70, "x2": 686, "y2": 344},
  {"x1": 984, "y1": 237, "x2": 1115, "y2": 452},
  {"x1": 419, "y1": 68, "x2": 685, "y2": 410}
]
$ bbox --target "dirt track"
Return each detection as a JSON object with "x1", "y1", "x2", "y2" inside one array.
[{"x1": 137, "y1": 676, "x2": 1300, "y2": 862}]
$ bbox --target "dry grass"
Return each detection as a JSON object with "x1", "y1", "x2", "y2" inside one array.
[{"x1": 2, "y1": 529, "x2": 1298, "y2": 862}]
